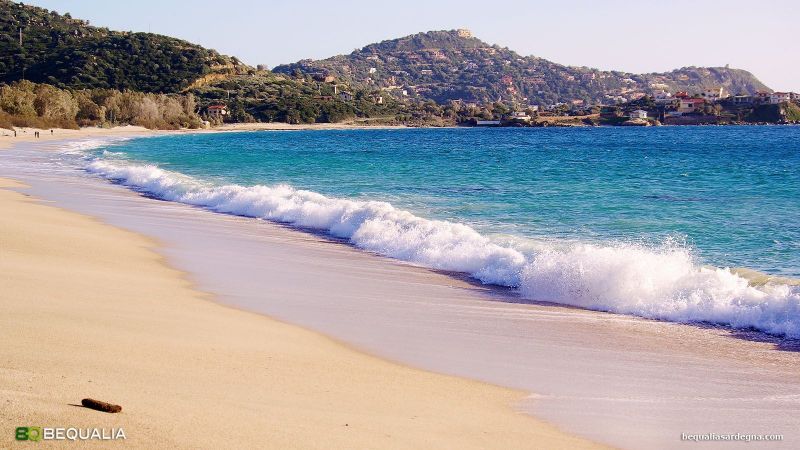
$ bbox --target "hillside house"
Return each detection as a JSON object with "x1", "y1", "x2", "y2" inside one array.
[
  {"x1": 731, "y1": 95, "x2": 755, "y2": 104},
  {"x1": 509, "y1": 111, "x2": 531, "y2": 122},
  {"x1": 678, "y1": 98, "x2": 705, "y2": 114},
  {"x1": 206, "y1": 104, "x2": 227, "y2": 119},
  {"x1": 700, "y1": 87, "x2": 726, "y2": 102},
  {"x1": 339, "y1": 91, "x2": 354, "y2": 101},
  {"x1": 629, "y1": 109, "x2": 648, "y2": 119},
  {"x1": 653, "y1": 90, "x2": 672, "y2": 101},
  {"x1": 769, "y1": 92, "x2": 791, "y2": 104}
]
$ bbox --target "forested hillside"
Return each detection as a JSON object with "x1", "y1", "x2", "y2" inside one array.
[{"x1": 0, "y1": 0, "x2": 247, "y2": 92}]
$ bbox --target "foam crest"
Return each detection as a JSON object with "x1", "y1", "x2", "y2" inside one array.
[
  {"x1": 85, "y1": 157, "x2": 800, "y2": 338},
  {"x1": 59, "y1": 137, "x2": 131, "y2": 155},
  {"x1": 86, "y1": 159, "x2": 527, "y2": 286},
  {"x1": 521, "y1": 243, "x2": 800, "y2": 337}
]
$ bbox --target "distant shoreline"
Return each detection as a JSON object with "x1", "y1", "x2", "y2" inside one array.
[{"x1": 2, "y1": 120, "x2": 797, "y2": 147}]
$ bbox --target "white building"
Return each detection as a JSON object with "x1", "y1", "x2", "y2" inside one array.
[
  {"x1": 700, "y1": 87, "x2": 727, "y2": 102},
  {"x1": 678, "y1": 99, "x2": 705, "y2": 113},
  {"x1": 769, "y1": 92, "x2": 792, "y2": 104},
  {"x1": 653, "y1": 90, "x2": 671, "y2": 100},
  {"x1": 206, "y1": 104, "x2": 227, "y2": 119},
  {"x1": 653, "y1": 90, "x2": 675, "y2": 105},
  {"x1": 629, "y1": 109, "x2": 648, "y2": 119},
  {"x1": 509, "y1": 111, "x2": 531, "y2": 122}
]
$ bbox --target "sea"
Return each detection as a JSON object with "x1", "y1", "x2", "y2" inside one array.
[{"x1": 64, "y1": 126, "x2": 800, "y2": 338}]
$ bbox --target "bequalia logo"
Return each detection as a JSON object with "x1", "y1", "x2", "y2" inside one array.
[{"x1": 16, "y1": 426, "x2": 126, "y2": 441}]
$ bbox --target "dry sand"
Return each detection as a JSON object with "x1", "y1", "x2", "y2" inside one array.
[
  {"x1": 0, "y1": 126, "x2": 157, "y2": 150},
  {"x1": 0, "y1": 129, "x2": 601, "y2": 448}
]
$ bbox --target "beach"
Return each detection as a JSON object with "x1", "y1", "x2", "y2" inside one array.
[
  {"x1": 2, "y1": 126, "x2": 799, "y2": 449},
  {"x1": 0, "y1": 128, "x2": 598, "y2": 448}
]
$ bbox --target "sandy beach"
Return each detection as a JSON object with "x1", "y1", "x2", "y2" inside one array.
[
  {"x1": 0, "y1": 128, "x2": 599, "y2": 448},
  {"x1": 0, "y1": 126, "x2": 157, "y2": 149},
  {"x1": 0, "y1": 122, "x2": 410, "y2": 151}
]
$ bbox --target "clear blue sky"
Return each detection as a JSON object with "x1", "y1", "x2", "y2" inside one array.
[{"x1": 27, "y1": 0, "x2": 800, "y2": 91}]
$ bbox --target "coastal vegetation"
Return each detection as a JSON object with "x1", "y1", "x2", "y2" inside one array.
[{"x1": 0, "y1": 80, "x2": 202, "y2": 129}]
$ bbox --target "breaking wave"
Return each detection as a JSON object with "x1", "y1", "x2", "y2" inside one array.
[{"x1": 76, "y1": 142, "x2": 800, "y2": 338}]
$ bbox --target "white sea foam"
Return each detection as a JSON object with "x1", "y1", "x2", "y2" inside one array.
[
  {"x1": 522, "y1": 243, "x2": 800, "y2": 337},
  {"x1": 81, "y1": 151, "x2": 800, "y2": 338},
  {"x1": 59, "y1": 137, "x2": 131, "y2": 155}
]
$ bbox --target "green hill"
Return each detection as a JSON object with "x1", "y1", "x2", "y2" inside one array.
[
  {"x1": 273, "y1": 30, "x2": 771, "y2": 105},
  {"x1": 0, "y1": 0, "x2": 247, "y2": 93}
]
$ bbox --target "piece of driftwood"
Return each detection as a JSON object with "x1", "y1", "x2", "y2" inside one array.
[{"x1": 81, "y1": 398, "x2": 122, "y2": 413}]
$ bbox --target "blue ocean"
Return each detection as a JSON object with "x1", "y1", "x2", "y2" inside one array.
[{"x1": 70, "y1": 126, "x2": 800, "y2": 337}]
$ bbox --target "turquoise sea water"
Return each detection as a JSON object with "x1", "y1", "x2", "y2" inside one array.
[{"x1": 74, "y1": 126, "x2": 800, "y2": 336}]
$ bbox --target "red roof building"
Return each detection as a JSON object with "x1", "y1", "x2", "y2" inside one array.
[{"x1": 206, "y1": 104, "x2": 228, "y2": 118}]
